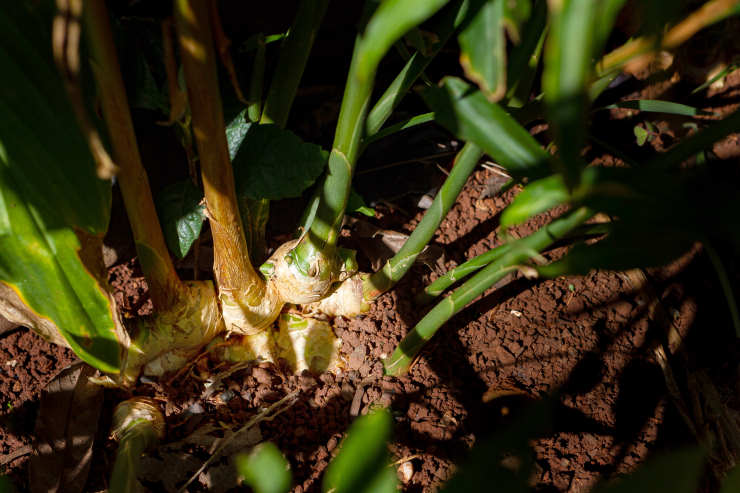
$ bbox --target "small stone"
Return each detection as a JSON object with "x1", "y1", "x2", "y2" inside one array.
[
  {"x1": 398, "y1": 461, "x2": 414, "y2": 483},
  {"x1": 326, "y1": 436, "x2": 338, "y2": 452},
  {"x1": 348, "y1": 344, "x2": 366, "y2": 370},
  {"x1": 219, "y1": 389, "x2": 235, "y2": 403}
]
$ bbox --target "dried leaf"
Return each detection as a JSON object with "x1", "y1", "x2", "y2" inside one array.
[
  {"x1": 480, "y1": 169, "x2": 511, "y2": 199},
  {"x1": 30, "y1": 362, "x2": 104, "y2": 493},
  {"x1": 349, "y1": 219, "x2": 444, "y2": 271}
]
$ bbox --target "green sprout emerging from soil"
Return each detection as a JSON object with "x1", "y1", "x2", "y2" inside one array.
[{"x1": 2, "y1": 0, "x2": 740, "y2": 490}]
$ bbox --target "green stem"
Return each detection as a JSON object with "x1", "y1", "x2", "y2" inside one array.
[
  {"x1": 365, "y1": 142, "x2": 483, "y2": 301},
  {"x1": 417, "y1": 242, "x2": 513, "y2": 305},
  {"x1": 416, "y1": 217, "x2": 609, "y2": 305},
  {"x1": 384, "y1": 207, "x2": 593, "y2": 375},
  {"x1": 292, "y1": 0, "x2": 450, "y2": 271},
  {"x1": 364, "y1": 0, "x2": 465, "y2": 138},
  {"x1": 260, "y1": 0, "x2": 329, "y2": 127},
  {"x1": 247, "y1": 33, "x2": 266, "y2": 123},
  {"x1": 704, "y1": 241, "x2": 740, "y2": 338}
]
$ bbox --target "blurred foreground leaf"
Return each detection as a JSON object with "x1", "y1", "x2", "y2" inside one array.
[
  {"x1": 0, "y1": 4, "x2": 123, "y2": 372},
  {"x1": 592, "y1": 447, "x2": 704, "y2": 493},
  {"x1": 237, "y1": 442, "x2": 292, "y2": 493},
  {"x1": 323, "y1": 408, "x2": 397, "y2": 493},
  {"x1": 500, "y1": 174, "x2": 568, "y2": 228}
]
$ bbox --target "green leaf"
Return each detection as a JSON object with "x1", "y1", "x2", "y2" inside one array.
[
  {"x1": 422, "y1": 77, "x2": 550, "y2": 181},
  {"x1": 500, "y1": 174, "x2": 568, "y2": 228},
  {"x1": 365, "y1": 0, "x2": 468, "y2": 137},
  {"x1": 155, "y1": 180, "x2": 205, "y2": 259},
  {"x1": 355, "y1": 0, "x2": 450, "y2": 83},
  {"x1": 505, "y1": 0, "x2": 547, "y2": 108},
  {"x1": 0, "y1": 4, "x2": 122, "y2": 373},
  {"x1": 348, "y1": 189, "x2": 375, "y2": 217},
  {"x1": 226, "y1": 112, "x2": 328, "y2": 200},
  {"x1": 0, "y1": 4, "x2": 110, "y2": 234},
  {"x1": 459, "y1": 0, "x2": 508, "y2": 102},
  {"x1": 602, "y1": 99, "x2": 713, "y2": 117},
  {"x1": 634, "y1": 125, "x2": 649, "y2": 146},
  {"x1": 592, "y1": 447, "x2": 704, "y2": 493},
  {"x1": 365, "y1": 112, "x2": 435, "y2": 145},
  {"x1": 542, "y1": 0, "x2": 602, "y2": 188},
  {"x1": 322, "y1": 409, "x2": 397, "y2": 493},
  {"x1": 236, "y1": 442, "x2": 292, "y2": 493}
]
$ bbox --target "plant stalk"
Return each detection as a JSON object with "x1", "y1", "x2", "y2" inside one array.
[
  {"x1": 260, "y1": 0, "x2": 329, "y2": 127},
  {"x1": 109, "y1": 398, "x2": 164, "y2": 493},
  {"x1": 364, "y1": 0, "x2": 467, "y2": 138},
  {"x1": 384, "y1": 207, "x2": 594, "y2": 376},
  {"x1": 83, "y1": 0, "x2": 184, "y2": 311},
  {"x1": 175, "y1": 0, "x2": 265, "y2": 307},
  {"x1": 416, "y1": 242, "x2": 513, "y2": 305},
  {"x1": 292, "y1": 0, "x2": 451, "y2": 275},
  {"x1": 365, "y1": 142, "x2": 483, "y2": 301}
]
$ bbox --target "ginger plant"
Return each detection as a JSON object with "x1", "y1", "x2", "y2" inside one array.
[
  {"x1": 3, "y1": 0, "x2": 739, "y2": 385},
  {"x1": 4, "y1": 0, "x2": 740, "y2": 490},
  {"x1": 0, "y1": 0, "x2": 461, "y2": 387}
]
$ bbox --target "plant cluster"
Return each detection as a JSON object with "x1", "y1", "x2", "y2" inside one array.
[{"x1": 2, "y1": 0, "x2": 740, "y2": 490}]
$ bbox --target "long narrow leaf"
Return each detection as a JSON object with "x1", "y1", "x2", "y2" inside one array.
[
  {"x1": 365, "y1": 0, "x2": 467, "y2": 137},
  {"x1": 543, "y1": 0, "x2": 600, "y2": 188},
  {"x1": 500, "y1": 174, "x2": 568, "y2": 228},
  {"x1": 599, "y1": 99, "x2": 714, "y2": 117},
  {"x1": 423, "y1": 77, "x2": 550, "y2": 180},
  {"x1": 506, "y1": 0, "x2": 547, "y2": 107}
]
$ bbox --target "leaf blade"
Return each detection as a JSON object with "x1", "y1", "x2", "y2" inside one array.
[
  {"x1": 155, "y1": 180, "x2": 206, "y2": 259},
  {"x1": 422, "y1": 77, "x2": 550, "y2": 181}
]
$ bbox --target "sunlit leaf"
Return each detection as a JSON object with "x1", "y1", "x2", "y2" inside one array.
[
  {"x1": 634, "y1": 125, "x2": 649, "y2": 146},
  {"x1": 0, "y1": 4, "x2": 122, "y2": 372}
]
